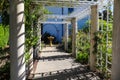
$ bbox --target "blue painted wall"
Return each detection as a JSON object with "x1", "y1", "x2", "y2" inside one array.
[
  {"x1": 43, "y1": 6, "x2": 69, "y2": 43},
  {"x1": 78, "y1": 16, "x2": 89, "y2": 29},
  {"x1": 43, "y1": 6, "x2": 89, "y2": 43}
]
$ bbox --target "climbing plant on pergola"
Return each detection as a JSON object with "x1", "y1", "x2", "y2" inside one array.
[{"x1": 9, "y1": 0, "x2": 120, "y2": 80}]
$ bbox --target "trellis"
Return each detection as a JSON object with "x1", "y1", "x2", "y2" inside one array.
[
  {"x1": 9, "y1": 0, "x2": 120, "y2": 80},
  {"x1": 76, "y1": 14, "x2": 91, "y2": 64},
  {"x1": 33, "y1": 0, "x2": 96, "y2": 21},
  {"x1": 96, "y1": 0, "x2": 113, "y2": 78},
  {"x1": 33, "y1": 0, "x2": 96, "y2": 8},
  {"x1": 37, "y1": 0, "x2": 114, "y2": 76}
]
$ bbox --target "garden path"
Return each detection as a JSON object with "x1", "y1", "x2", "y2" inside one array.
[{"x1": 33, "y1": 46, "x2": 100, "y2": 80}]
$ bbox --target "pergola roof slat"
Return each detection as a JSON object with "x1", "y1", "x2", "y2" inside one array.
[
  {"x1": 33, "y1": 0, "x2": 96, "y2": 7},
  {"x1": 35, "y1": 0, "x2": 113, "y2": 24},
  {"x1": 39, "y1": 21, "x2": 71, "y2": 24}
]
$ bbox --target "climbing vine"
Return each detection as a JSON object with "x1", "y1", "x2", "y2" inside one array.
[
  {"x1": 25, "y1": 0, "x2": 49, "y2": 62},
  {"x1": 95, "y1": 20, "x2": 112, "y2": 78}
]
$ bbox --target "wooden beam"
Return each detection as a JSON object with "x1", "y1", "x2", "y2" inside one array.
[
  {"x1": 71, "y1": 18, "x2": 78, "y2": 57},
  {"x1": 64, "y1": 23, "x2": 69, "y2": 51},
  {"x1": 10, "y1": 0, "x2": 26, "y2": 80},
  {"x1": 90, "y1": 5, "x2": 98, "y2": 71},
  {"x1": 112, "y1": 0, "x2": 120, "y2": 79},
  {"x1": 39, "y1": 21, "x2": 70, "y2": 24}
]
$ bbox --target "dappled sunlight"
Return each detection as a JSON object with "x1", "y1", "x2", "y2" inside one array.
[
  {"x1": 1, "y1": 0, "x2": 118, "y2": 80},
  {"x1": 34, "y1": 66, "x2": 100, "y2": 80},
  {"x1": 32, "y1": 46, "x2": 100, "y2": 80}
]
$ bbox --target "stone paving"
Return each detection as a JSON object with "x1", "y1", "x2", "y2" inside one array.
[{"x1": 33, "y1": 46, "x2": 100, "y2": 80}]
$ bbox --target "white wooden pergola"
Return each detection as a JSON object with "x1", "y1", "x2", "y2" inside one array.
[{"x1": 9, "y1": 0, "x2": 120, "y2": 80}]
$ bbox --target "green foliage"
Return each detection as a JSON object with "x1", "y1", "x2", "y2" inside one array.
[
  {"x1": 25, "y1": 52, "x2": 31, "y2": 64},
  {"x1": 76, "y1": 51, "x2": 88, "y2": 64},
  {"x1": 25, "y1": 31, "x2": 39, "y2": 51},
  {"x1": 95, "y1": 20, "x2": 112, "y2": 78},
  {"x1": 76, "y1": 25, "x2": 90, "y2": 64},
  {"x1": 0, "y1": 0, "x2": 9, "y2": 10},
  {"x1": 0, "y1": 24, "x2": 9, "y2": 49},
  {"x1": 25, "y1": 0, "x2": 50, "y2": 62}
]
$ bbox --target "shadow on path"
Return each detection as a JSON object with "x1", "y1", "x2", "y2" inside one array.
[
  {"x1": 37, "y1": 55, "x2": 73, "y2": 61},
  {"x1": 33, "y1": 46, "x2": 100, "y2": 80},
  {"x1": 34, "y1": 65, "x2": 100, "y2": 80}
]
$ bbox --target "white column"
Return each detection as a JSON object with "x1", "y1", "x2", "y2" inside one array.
[
  {"x1": 71, "y1": 18, "x2": 78, "y2": 57},
  {"x1": 90, "y1": 5, "x2": 98, "y2": 71},
  {"x1": 112, "y1": 0, "x2": 120, "y2": 79},
  {"x1": 28, "y1": 48, "x2": 33, "y2": 74},
  {"x1": 10, "y1": 0, "x2": 26, "y2": 80},
  {"x1": 28, "y1": 23, "x2": 33, "y2": 75},
  {"x1": 38, "y1": 22, "x2": 41, "y2": 51},
  {"x1": 64, "y1": 23, "x2": 68, "y2": 51}
]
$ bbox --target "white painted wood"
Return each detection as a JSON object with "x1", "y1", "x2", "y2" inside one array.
[
  {"x1": 71, "y1": 18, "x2": 78, "y2": 57},
  {"x1": 39, "y1": 21, "x2": 71, "y2": 24},
  {"x1": 90, "y1": 5, "x2": 98, "y2": 71},
  {"x1": 38, "y1": 22, "x2": 41, "y2": 51},
  {"x1": 112, "y1": 0, "x2": 120, "y2": 79},
  {"x1": 10, "y1": 0, "x2": 26, "y2": 80},
  {"x1": 64, "y1": 23, "x2": 69, "y2": 51},
  {"x1": 28, "y1": 48, "x2": 33, "y2": 74}
]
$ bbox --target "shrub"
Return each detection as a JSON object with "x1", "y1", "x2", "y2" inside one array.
[
  {"x1": 95, "y1": 20, "x2": 112, "y2": 78},
  {"x1": 0, "y1": 24, "x2": 9, "y2": 49},
  {"x1": 76, "y1": 26, "x2": 90, "y2": 64},
  {"x1": 76, "y1": 51, "x2": 88, "y2": 64}
]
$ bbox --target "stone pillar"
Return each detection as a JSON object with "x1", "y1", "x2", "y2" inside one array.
[
  {"x1": 64, "y1": 23, "x2": 68, "y2": 51},
  {"x1": 10, "y1": 0, "x2": 26, "y2": 80},
  {"x1": 112, "y1": 0, "x2": 120, "y2": 79},
  {"x1": 71, "y1": 18, "x2": 78, "y2": 57},
  {"x1": 90, "y1": 5, "x2": 98, "y2": 71}
]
